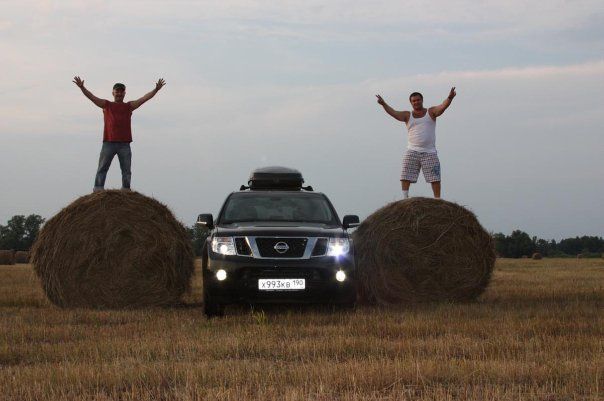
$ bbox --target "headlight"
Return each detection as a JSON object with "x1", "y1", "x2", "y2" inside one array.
[
  {"x1": 327, "y1": 238, "x2": 350, "y2": 257},
  {"x1": 211, "y1": 237, "x2": 236, "y2": 255}
]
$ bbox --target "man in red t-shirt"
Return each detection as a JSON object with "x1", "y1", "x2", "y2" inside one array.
[{"x1": 73, "y1": 76, "x2": 166, "y2": 192}]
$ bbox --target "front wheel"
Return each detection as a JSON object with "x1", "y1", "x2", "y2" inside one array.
[{"x1": 203, "y1": 292, "x2": 225, "y2": 318}]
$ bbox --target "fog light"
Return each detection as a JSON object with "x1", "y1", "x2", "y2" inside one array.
[
  {"x1": 216, "y1": 269, "x2": 227, "y2": 281},
  {"x1": 335, "y1": 270, "x2": 346, "y2": 282}
]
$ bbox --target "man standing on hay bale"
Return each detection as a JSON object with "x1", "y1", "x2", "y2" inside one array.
[
  {"x1": 376, "y1": 88, "x2": 456, "y2": 199},
  {"x1": 73, "y1": 76, "x2": 166, "y2": 192}
]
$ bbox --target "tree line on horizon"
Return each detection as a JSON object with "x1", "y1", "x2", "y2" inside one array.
[
  {"x1": 1, "y1": 215, "x2": 602, "y2": 258},
  {"x1": 493, "y1": 230, "x2": 604, "y2": 258}
]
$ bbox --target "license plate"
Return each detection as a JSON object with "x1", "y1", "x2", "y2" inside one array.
[{"x1": 258, "y1": 279, "x2": 305, "y2": 291}]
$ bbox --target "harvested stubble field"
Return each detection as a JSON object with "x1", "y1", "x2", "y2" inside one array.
[{"x1": 1, "y1": 259, "x2": 602, "y2": 401}]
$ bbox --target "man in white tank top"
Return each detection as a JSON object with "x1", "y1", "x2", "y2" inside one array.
[{"x1": 376, "y1": 88, "x2": 456, "y2": 199}]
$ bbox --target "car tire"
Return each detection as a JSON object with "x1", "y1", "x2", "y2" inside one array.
[
  {"x1": 203, "y1": 293, "x2": 225, "y2": 318},
  {"x1": 337, "y1": 301, "x2": 356, "y2": 311}
]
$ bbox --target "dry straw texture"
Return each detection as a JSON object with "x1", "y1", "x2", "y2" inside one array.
[
  {"x1": 15, "y1": 251, "x2": 30, "y2": 264},
  {"x1": 31, "y1": 190, "x2": 195, "y2": 308},
  {"x1": 353, "y1": 197, "x2": 495, "y2": 304},
  {"x1": 532, "y1": 252, "x2": 543, "y2": 260},
  {"x1": 0, "y1": 250, "x2": 15, "y2": 265}
]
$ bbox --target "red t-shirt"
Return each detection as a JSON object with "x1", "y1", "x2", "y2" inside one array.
[{"x1": 103, "y1": 101, "x2": 133, "y2": 142}]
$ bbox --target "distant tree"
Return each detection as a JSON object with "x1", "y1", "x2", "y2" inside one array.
[
  {"x1": 509, "y1": 230, "x2": 535, "y2": 258},
  {"x1": 493, "y1": 230, "x2": 536, "y2": 258},
  {"x1": 24, "y1": 215, "x2": 45, "y2": 247},
  {"x1": 188, "y1": 223, "x2": 209, "y2": 256},
  {"x1": 535, "y1": 238, "x2": 552, "y2": 257},
  {"x1": 0, "y1": 214, "x2": 45, "y2": 250},
  {"x1": 558, "y1": 236, "x2": 604, "y2": 256},
  {"x1": 558, "y1": 237, "x2": 583, "y2": 255},
  {"x1": 493, "y1": 233, "x2": 509, "y2": 257}
]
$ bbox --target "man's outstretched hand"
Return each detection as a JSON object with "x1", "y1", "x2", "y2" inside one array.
[
  {"x1": 448, "y1": 87, "x2": 456, "y2": 100},
  {"x1": 155, "y1": 78, "x2": 166, "y2": 91},
  {"x1": 73, "y1": 76, "x2": 85, "y2": 88},
  {"x1": 376, "y1": 94, "x2": 386, "y2": 106}
]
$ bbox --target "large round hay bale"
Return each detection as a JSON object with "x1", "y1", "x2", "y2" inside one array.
[
  {"x1": 353, "y1": 197, "x2": 495, "y2": 304},
  {"x1": 15, "y1": 251, "x2": 30, "y2": 264},
  {"x1": 0, "y1": 250, "x2": 16, "y2": 265},
  {"x1": 31, "y1": 190, "x2": 195, "y2": 308},
  {"x1": 532, "y1": 252, "x2": 542, "y2": 260}
]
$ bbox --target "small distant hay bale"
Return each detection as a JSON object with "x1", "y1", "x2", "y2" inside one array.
[
  {"x1": 577, "y1": 253, "x2": 584, "y2": 259},
  {"x1": 532, "y1": 252, "x2": 542, "y2": 260},
  {"x1": 353, "y1": 197, "x2": 495, "y2": 304},
  {"x1": 31, "y1": 190, "x2": 195, "y2": 308},
  {"x1": 0, "y1": 250, "x2": 16, "y2": 265},
  {"x1": 15, "y1": 251, "x2": 30, "y2": 264}
]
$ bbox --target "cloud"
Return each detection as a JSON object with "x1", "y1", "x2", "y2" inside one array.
[
  {"x1": 369, "y1": 59, "x2": 604, "y2": 88},
  {"x1": 6, "y1": 0, "x2": 604, "y2": 42}
]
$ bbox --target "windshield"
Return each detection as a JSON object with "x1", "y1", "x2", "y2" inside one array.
[{"x1": 220, "y1": 193, "x2": 337, "y2": 224}]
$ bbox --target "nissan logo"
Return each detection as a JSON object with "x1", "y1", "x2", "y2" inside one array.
[{"x1": 274, "y1": 242, "x2": 289, "y2": 254}]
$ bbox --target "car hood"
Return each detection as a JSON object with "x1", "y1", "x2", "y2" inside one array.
[{"x1": 214, "y1": 221, "x2": 346, "y2": 237}]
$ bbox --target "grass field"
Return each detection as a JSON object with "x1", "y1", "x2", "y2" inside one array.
[{"x1": 1, "y1": 258, "x2": 602, "y2": 400}]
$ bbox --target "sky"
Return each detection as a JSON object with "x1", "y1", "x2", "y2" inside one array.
[{"x1": 1, "y1": 0, "x2": 603, "y2": 239}]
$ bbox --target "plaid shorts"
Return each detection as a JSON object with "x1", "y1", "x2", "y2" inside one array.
[{"x1": 401, "y1": 150, "x2": 441, "y2": 183}]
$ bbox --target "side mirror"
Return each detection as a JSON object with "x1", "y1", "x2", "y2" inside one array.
[
  {"x1": 342, "y1": 215, "x2": 360, "y2": 230},
  {"x1": 196, "y1": 214, "x2": 214, "y2": 230}
]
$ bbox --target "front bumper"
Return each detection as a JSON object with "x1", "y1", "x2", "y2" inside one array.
[{"x1": 203, "y1": 253, "x2": 356, "y2": 304}]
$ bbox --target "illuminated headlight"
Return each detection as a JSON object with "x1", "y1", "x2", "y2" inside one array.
[
  {"x1": 216, "y1": 269, "x2": 227, "y2": 281},
  {"x1": 335, "y1": 270, "x2": 346, "y2": 282},
  {"x1": 212, "y1": 237, "x2": 236, "y2": 255},
  {"x1": 327, "y1": 238, "x2": 350, "y2": 257}
]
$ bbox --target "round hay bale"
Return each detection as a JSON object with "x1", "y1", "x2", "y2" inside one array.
[
  {"x1": 532, "y1": 252, "x2": 542, "y2": 260},
  {"x1": 0, "y1": 250, "x2": 16, "y2": 265},
  {"x1": 31, "y1": 190, "x2": 195, "y2": 308},
  {"x1": 353, "y1": 197, "x2": 495, "y2": 304},
  {"x1": 577, "y1": 253, "x2": 584, "y2": 259},
  {"x1": 15, "y1": 251, "x2": 30, "y2": 264}
]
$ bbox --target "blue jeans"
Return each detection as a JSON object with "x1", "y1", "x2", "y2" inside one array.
[{"x1": 94, "y1": 142, "x2": 132, "y2": 190}]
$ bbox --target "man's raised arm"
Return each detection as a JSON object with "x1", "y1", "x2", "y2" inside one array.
[
  {"x1": 73, "y1": 76, "x2": 106, "y2": 108},
  {"x1": 376, "y1": 94, "x2": 409, "y2": 123},
  {"x1": 129, "y1": 78, "x2": 166, "y2": 111},
  {"x1": 430, "y1": 87, "x2": 456, "y2": 118}
]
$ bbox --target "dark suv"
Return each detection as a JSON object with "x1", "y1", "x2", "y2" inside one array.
[{"x1": 197, "y1": 166, "x2": 360, "y2": 317}]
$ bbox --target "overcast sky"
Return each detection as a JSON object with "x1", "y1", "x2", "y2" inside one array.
[{"x1": 1, "y1": 0, "x2": 603, "y2": 239}]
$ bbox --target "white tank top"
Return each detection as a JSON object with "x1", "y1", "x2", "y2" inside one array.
[{"x1": 405, "y1": 109, "x2": 437, "y2": 153}]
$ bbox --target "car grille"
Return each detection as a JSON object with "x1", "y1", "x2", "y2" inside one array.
[{"x1": 255, "y1": 238, "x2": 308, "y2": 258}]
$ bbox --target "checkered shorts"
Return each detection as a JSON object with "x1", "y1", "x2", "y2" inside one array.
[{"x1": 401, "y1": 150, "x2": 441, "y2": 183}]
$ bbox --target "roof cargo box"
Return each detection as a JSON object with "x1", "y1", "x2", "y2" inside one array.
[{"x1": 248, "y1": 166, "x2": 304, "y2": 190}]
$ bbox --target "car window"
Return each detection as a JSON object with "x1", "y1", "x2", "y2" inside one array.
[{"x1": 221, "y1": 194, "x2": 335, "y2": 224}]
